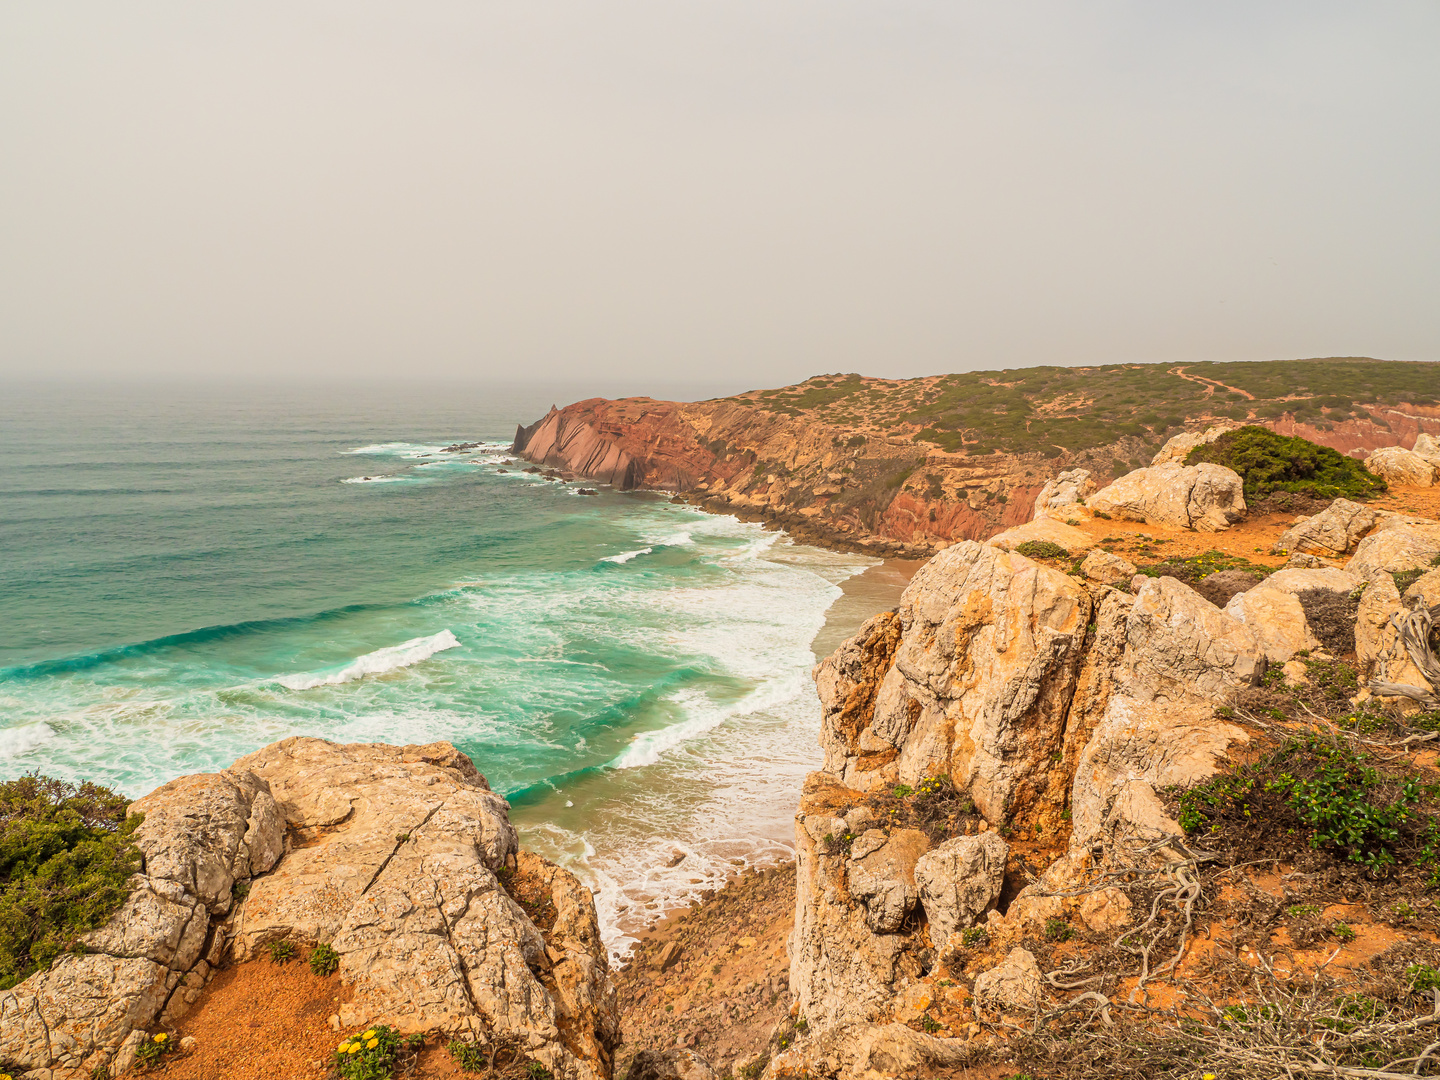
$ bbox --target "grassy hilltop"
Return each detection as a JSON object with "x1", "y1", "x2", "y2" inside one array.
[{"x1": 739, "y1": 357, "x2": 1439, "y2": 458}]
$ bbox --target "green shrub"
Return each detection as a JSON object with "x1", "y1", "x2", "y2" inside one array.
[
  {"x1": 447, "y1": 1039, "x2": 489, "y2": 1071},
  {"x1": 0, "y1": 774, "x2": 143, "y2": 990},
  {"x1": 1044, "y1": 917, "x2": 1073, "y2": 942},
  {"x1": 1406, "y1": 963, "x2": 1440, "y2": 993},
  {"x1": 1185, "y1": 425, "x2": 1386, "y2": 502},
  {"x1": 1015, "y1": 540, "x2": 1070, "y2": 560},
  {"x1": 309, "y1": 943, "x2": 340, "y2": 976},
  {"x1": 267, "y1": 939, "x2": 296, "y2": 964},
  {"x1": 1177, "y1": 734, "x2": 1439, "y2": 877}
]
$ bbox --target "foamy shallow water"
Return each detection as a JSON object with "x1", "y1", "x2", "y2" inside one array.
[{"x1": 0, "y1": 385, "x2": 879, "y2": 959}]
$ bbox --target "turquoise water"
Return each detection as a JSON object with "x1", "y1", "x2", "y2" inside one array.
[{"x1": 0, "y1": 382, "x2": 873, "y2": 952}]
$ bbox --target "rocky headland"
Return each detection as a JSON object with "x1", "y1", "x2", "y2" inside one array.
[{"x1": 511, "y1": 359, "x2": 1440, "y2": 557}]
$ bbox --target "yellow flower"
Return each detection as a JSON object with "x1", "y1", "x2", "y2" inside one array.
[
  {"x1": 1203, "y1": 1074, "x2": 1216, "y2": 1080},
  {"x1": 367, "y1": 1038, "x2": 379, "y2": 1049},
  {"x1": 362, "y1": 1029, "x2": 376, "y2": 1039},
  {"x1": 154, "y1": 1033, "x2": 169, "y2": 1044},
  {"x1": 347, "y1": 1044, "x2": 361, "y2": 1054}
]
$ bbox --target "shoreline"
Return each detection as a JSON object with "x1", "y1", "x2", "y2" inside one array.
[{"x1": 605, "y1": 553, "x2": 920, "y2": 960}]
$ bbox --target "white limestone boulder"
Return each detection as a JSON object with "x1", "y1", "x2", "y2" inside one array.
[
  {"x1": 914, "y1": 833, "x2": 1008, "y2": 940},
  {"x1": 1150, "y1": 423, "x2": 1239, "y2": 467},
  {"x1": 1347, "y1": 521, "x2": 1440, "y2": 580},
  {"x1": 1088, "y1": 462, "x2": 1246, "y2": 532},
  {"x1": 987, "y1": 516, "x2": 1094, "y2": 554},
  {"x1": 1080, "y1": 549, "x2": 1137, "y2": 586},
  {"x1": 1031, "y1": 468, "x2": 1096, "y2": 521},
  {"x1": 973, "y1": 948, "x2": 1042, "y2": 1011},
  {"x1": 1365, "y1": 446, "x2": 1438, "y2": 487},
  {"x1": 1273, "y1": 498, "x2": 1377, "y2": 558}
]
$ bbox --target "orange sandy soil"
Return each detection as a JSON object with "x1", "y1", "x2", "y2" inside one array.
[
  {"x1": 1065, "y1": 482, "x2": 1440, "y2": 566},
  {"x1": 154, "y1": 951, "x2": 475, "y2": 1080}
]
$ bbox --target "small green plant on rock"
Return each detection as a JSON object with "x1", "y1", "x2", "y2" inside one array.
[
  {"x1": 962, "y1": 926, "x2": 989, "y2": 947},
  {"x1": 1331, "y1": 921, "x2": 1357, "y2": 943},
  {"x1": 1015, "y1": 540, "x2": 1070, "y2": 560},
  {"x1": 1044, "y1": 918, "x2": 1073, "y2": 943},
  {"x1": 266, "y1": 939, "x2": 296, "y2": 964},
  {"x1": 309, "y1": 942, "x2": 340, "y2": 976},
  {"x1": 134, "y1": 1032, "x2": 173, "y2": 1070}
]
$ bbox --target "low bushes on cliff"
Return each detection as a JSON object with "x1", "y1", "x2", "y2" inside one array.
[
  {"x1": 0, "y1": 773, "x2": 142, "y2": 989},
  {"x1": 1176, "y1": 733, "x2": 1440, "y2": 878},
  {"x1": 1185, "y1": 425, "x2": 1386, "y2": 502}
]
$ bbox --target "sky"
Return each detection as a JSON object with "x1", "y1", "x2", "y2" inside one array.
[{"x1": 1, "y1": 2, "x2": 1437, "y2": 392}]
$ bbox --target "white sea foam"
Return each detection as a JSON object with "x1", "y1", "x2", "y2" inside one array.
[
  {"x1": 600, "y1": 547, "x2": 652, "y2": 564},
  {"x1": 608, "y1": 681, "x2": 796, "y2": 770},
  {"x1": 277, "y1": 630, "x2": 461, "y2": 690},
  {"x1": 341, "y1": 474, "x2": 410, "y2": 484},
  {"x1": 0, "y1": 722, "x2": 56, "y2": 759}
]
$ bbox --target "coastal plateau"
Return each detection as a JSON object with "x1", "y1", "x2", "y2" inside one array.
[{"x1": 511, "y1": 358, "x2": 1440, "y2": 556}]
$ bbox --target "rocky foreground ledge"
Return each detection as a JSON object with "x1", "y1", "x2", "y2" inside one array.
[{"x1": 0, "y1": 740, "x2": 616, "y2": 1080}]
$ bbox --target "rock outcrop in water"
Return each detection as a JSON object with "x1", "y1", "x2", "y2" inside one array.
[{"x1": 0, "y1": 740, "x2": 616, "y2": 1080}]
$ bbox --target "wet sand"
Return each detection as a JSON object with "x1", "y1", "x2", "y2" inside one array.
[{"x1": 810, "y1": 557, "x2": 923, "y2": 661}]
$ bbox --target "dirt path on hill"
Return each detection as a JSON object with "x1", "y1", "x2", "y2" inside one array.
[{"x1": 1170, "y1": 365, "x2": 1255, "y2": 399}]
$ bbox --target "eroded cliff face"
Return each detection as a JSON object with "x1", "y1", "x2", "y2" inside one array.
[
  {"x1": 0, "y1": 740, "x2": 617, "y2": 1080},
  {"x1": 510, "y1": 374, "x2": 1436, "y2": 557},
  {"x1": 512, "y1": 396, "x2": 1129, "y2": 557},
  {"x1": 786, "y1": 539, "x2": 1268, "y2": 1039}
]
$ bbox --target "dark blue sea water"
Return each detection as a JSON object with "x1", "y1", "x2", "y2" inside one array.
[{"x1": 0, "y1": 381, "x2": 879, "y2": 951}]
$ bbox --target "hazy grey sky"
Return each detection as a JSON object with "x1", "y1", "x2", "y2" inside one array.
[{"x1": 1, "y1": 2, "x2": 1437, "y2": 388}]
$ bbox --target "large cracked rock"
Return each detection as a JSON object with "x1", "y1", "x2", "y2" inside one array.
[
  {"x1": 1122, "y1": 576, "x2": 1265, "y2": 702},
  {"x1": 1273, "y1": 498, "x2": 1377, "y2": 558},
  {"x1": 846, "y1": 829, "x2": 931, "y2": 933},
  {"x1": 1365, "y1": 445, "x2": 1439, "y2": 487},
  {"x1": 1347, "y1": 521, "x2": 1440, "y2": 580},
  {"x1": 815, "y1": 541, "x2": 1091, "y2": 818},
  {"x1": 791, "y1": 546, "x2": 1266, "y2": 1051},
  {"x1": 914, "y1": 833, "x2": 1008, "y2": 941},
  {"x1": 0, "y1": 740, "x2": 616, "y2": 1080},
  {"x1": 1088, "y1": 462, "x2": 1246, "y2": 533},
  {"x1": 1030, "y1": 469, "x2": 1096, "y2": 521}
]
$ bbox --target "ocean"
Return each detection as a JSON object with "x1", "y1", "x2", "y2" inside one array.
[{"x1": 0, "y1": 381, "x2": 895, "y2": 955}]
